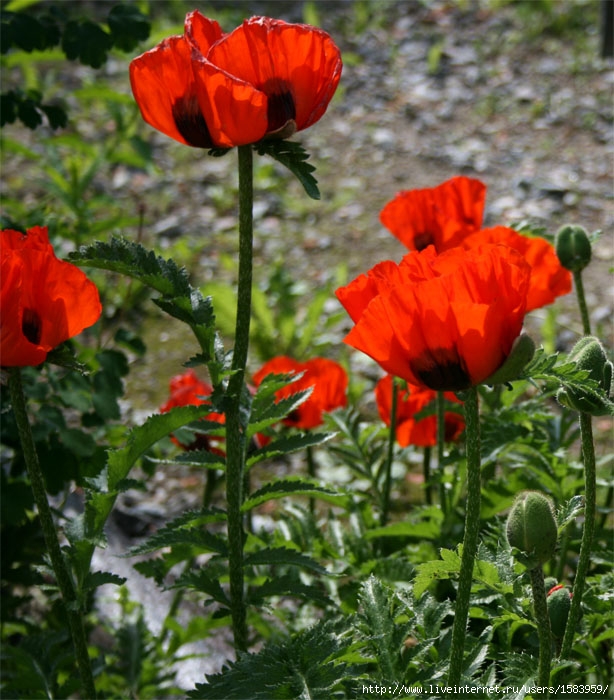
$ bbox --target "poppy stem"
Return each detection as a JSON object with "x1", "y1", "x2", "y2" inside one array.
[
  {"x1": 529, "y1": 565, "x2": 552, "y2": 698},
  {"x1": 423, "y1": 446, "x2": 432, "y2": 506},
  {"x1": 224, "y1": 144, "x2": 254, "y2": 653},
  {"x1": 573, "y1": 269, "x2": 591, "y2": 335},
  {"x1": 560, "y1": 411, "x2": 596, "y2": 658},
  {"x1": 381, "y1": 376, "x2": 398, "y2": 526},
  {"x1": 7, "y1": 367, "x2": 97, "y2": 699},
  {"x1": 446, "y1": 386, "x2": 481, "y2": 691},
  {"x1": 436, "y1": 390, "x2": 447, "y2": 516}
]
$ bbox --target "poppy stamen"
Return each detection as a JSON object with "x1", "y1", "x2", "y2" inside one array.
[{"x1": 22, "y1": 308, "x2": 42, "y2": 345}]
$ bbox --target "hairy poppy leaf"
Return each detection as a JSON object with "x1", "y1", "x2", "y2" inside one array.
[
  {"x1": 246, "y1": 432, "x2": 335, "y2": 469},
  {"x1": 255, "y1": 140, "x2": 320, "y2": 200},
  {"x1": 189, "y1": 619, "x2": 352, "y2": 698},
  {"x1": 69, "y1": 237, "x2": 192, "y2": 298},
  {"x1": 248, "y1": 574, "x2": 330, "y2": 608},
  {"x1": 244, "y1": 547, "x2": 331, "y2": 576},
  {"x1": 172, "y1": 569, "x2": 230, "y2": 606},
  {"x1": 242, "y1": 477, "x2": 348, "y2": 512}
]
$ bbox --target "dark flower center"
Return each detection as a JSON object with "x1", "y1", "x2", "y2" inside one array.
[
  {"x1": 414, "y1": 231, "x2": 434, "y2": 251},
  {"x1": 262, "y1": 79, "x2": 296, "y2": 134},
  {"x1": 22, "y1": 308, "x2": 42, "y2": 345},
  {"x1": 410, "y1": 347, "x2": 471, "y2": 392},
  {"x1": 172, "y1": 95, "x2": 213, "y2": 148}
]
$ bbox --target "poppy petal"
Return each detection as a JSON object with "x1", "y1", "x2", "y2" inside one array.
[
  {"x1": 130, "y1": 36, "x2": 215, "y2": 148},
  {"x1": 380, "y1": 176, "x2": 486, "y2": 252},
  {"x1": 204, "y1": 16, "x2": 341, "y2": 137}
]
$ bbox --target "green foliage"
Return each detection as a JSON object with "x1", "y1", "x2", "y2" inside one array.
[
  {"x1": 1, "y1": 3, "x2": 151, "y2": 128},
  {"x1": 254, "y1": 140, "x2": 320, "y2": 200},
  {"x1": 189, "y1": 620, "x2": 357, "y2": 699}
]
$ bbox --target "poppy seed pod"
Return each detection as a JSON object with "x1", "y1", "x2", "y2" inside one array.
[
  {"x1": 557, "y1": 336, "x2": 614, "y2": 416},
  {"x1": 547, "y1": 585, "x2": 572, "y2": 638},
  {"x1": 555, "y1": 224, "x2": 592, "y2": 272},
  {"x1": 506, "y1": 491, "x2": 558, "y2": 569}
]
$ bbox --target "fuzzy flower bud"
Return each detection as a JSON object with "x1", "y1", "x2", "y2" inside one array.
[
  {"x1": 547, "y1": 584, "x2": 572, "y2": 638},
  {"x1": 506, "y1": 491, "x2": 558, "y2": 569},
  {"x1": 557, "y1": 336, "x2": 614, "y2": 416},
  {"x1": 555, "y1": 224, "x2": 592, "y2": 272}
]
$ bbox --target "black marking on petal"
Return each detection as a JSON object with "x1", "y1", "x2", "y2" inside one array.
[
  {"x1": 172, "y1": 95, "x2": 213, "y2": 148},
  {"x1": 410, "y1": 347, "x2": 471, "y2": 392},
  {"x1": 22, "y1": 308, "x2": 42, "y2": 345},
  {"x1": 414, "y1": 232, "x2": 434, "y2": 251}
]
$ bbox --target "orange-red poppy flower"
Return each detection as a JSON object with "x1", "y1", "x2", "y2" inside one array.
[
  {"x1": 130, "y1": 12, "x2": 342, "y2": 149},
  {"x1": 379, "y1": 176, "x2": 486, "y2": 252},
  {"x1": 462, "y1": 226, "x2": 572, "y2": 312},
  {"x1": 252, "y1": 356, "x2": 348, "y2": 430},
  {"x1": 1, "y1": 226, "x2": 101, "y2": 367},
  {"x1": 375, "y1": 375, "x2": 465, "y2": 448},
  {"x1": 160, "y1": 369, "x2": 225, "y2": 454},
  {"x1": 336, "y1": 244, "x2": 531, "y2": 392}
]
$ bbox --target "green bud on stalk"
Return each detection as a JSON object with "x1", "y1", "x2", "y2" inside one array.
[
  {"x1": 506, "y1": 491, "x2": 557, "y2": 569},
  {"x1": 557, "y1": 336, "x2": 614, "y2": 416},
  {"x1": 547, "y1": 585, "x2": 572, "y2": 638},
  {"x1": 555, "y1": 224, "x2": 592, "y2": 272},
  {"x1": 484, "y1": 332, "x2": 535, "y2": 386}
]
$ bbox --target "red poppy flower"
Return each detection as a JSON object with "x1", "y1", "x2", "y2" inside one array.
[
  {"x1": 1, "y1": 226, "x2": 101, "y2": 367},
  {"x1": 130, "y1": 12, "x2": 342, "y2": 149},
  {"x1": 379, "y1": 176, "x2": 486, "y2": 252},
  {"x1": 375, "y1": 375, "x2": 465, "y2": 448},
  {"x1": 462, "y1": 226, "x2": 572, "y2": 312},
  {"x1": 160, "y1": 369, "x2": 225, "y2": 454},
  {"x1": 336, "y1": 244, "x2": 531, "y2": 392},
  {"x1": 252, "y1": 356, "x2": 348, "y2": 430}
]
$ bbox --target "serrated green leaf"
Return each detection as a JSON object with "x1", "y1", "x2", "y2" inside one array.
[
  {"x1": 241, "y1": 477, "x2": 348, "y2": 512},
  {"x1": 108, "y1": 406, "x2": 214, "y2": 490},
  {"x1": 249, "y1": 574, "x2": 331, "y2": 609},
  {"x1": 246, "y1": 432, "x2": 335, "y2": 468},
  {"x1": 68, "y1": 236, "x2": 192, "y2": 298},
  {"x1": 188, "y1": 620, "x2": 351, "y2": 699},
  {"x1": 413, "y1": 550, "x2": 461, "y2": 598},
  {"x1": 358, "y1": 575, "x2": 405, "y2": 680},
  {"x1": 254, "y1": 140, "x2": 320, "y2": 200},
  {"x1": 244, "y1": 547, "x2": 331, "y2": 576},
  {"x1": 557, "y1": 494, "x2": 585, "y2": 533},
  {"x1": 173, "y1": 569, "x2": 230, "y2": 606},
  {"x1": 82, "y1": 570, "x2": 126, "y2": 591},
  {"x1": 128, "y1": 527, "x2": 227, "y2": 557}
]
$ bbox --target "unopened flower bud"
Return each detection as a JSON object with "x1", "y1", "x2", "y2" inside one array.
[
  {"x1": 557, "y1": 336, "x2": 614, "y2": 416},
  {"x1": 506, "y1": 491, "x2": 557, "y2": 568},
  {"x1": 547, "y1": 584, "x2": 572, "y2": 638},
  {"x1": 555, "y1": 225, "x2": 592, "y2": 272}
]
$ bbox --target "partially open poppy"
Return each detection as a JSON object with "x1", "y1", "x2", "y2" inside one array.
[
  {"x1": 462, "y1": 226, "x2": 572, "y2": 312},
  {"x1": 379, "y1": 176, "x2": 486, "y2": 252},
  {"x1": 336, "y1": 244, "x2": 531, "y2": 392},
  {"x1": 160, "y1": 369, "x2": 225, "y2": 454},
  {"x1": 252, "y1": 356, "x2": 347, "y2": 430},
  {"x1": 1, "y1": 226, "x2": 101, "y2": 367},
  {"x1": 130, "y1": 12, "x2": 342, "y2": 149},
  {"x1": 375, "y1": 375, "x2": 465, "y2": 448}
]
